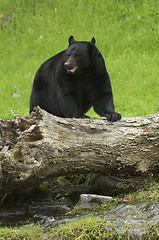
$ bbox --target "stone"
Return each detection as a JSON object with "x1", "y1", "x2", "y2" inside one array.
[
  {"x1": 12, "y1": 93, "x2": 22, "y2": 98},
  {"x1": 78, "y1": 194, "x2": 113, "y2": 208}
]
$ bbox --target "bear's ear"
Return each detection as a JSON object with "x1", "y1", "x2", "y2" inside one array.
[
  {"x1": 68, "y1": 35, "x2": 76, "y2": 45},
  {"x1": 90, "y1": 37, "x2": 95, "y2": 45}
]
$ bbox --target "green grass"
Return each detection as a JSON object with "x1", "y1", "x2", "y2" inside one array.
[
  {"x1": 0, "y1": 218, "x2": 121, "y2": 240},
  {"x1": 0, "y1": 217, "x2": 158, "y2": 240},
  {"x1": 0, "y1": 218, "x2": 159, "y2": 240},
  {"x1": 0, "y1": 0, "x2": 158, "y2": 119}
]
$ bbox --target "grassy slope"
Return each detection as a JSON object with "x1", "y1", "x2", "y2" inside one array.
[{"x1": 0, "y1": 0, "x2": 158, "y2": 119}]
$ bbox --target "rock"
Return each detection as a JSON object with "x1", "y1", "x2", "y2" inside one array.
[
  {"x1": 12, "y1": 93, "x2": 22, "y2": 98},
  {"x1": 101, "y1": 201, "x2": 159, "y2": 238},
  {"x1": 1, "y1": 14, "x2": 12, "y2": 28},
  {"x1": 68, "y1": 174, "x2": 119, "y2": 202},
  {"x1": 78, "y1": 194, "x2": 113, "y2": 208}
]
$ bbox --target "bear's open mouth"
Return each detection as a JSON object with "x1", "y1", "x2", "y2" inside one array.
[{"x1": 66, "y1": 66, "x2": 78, "y2": 73}]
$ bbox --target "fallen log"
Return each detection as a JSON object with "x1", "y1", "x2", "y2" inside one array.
[{"x1": 0, "y1": 107, "x2": 158, "y2": 197}]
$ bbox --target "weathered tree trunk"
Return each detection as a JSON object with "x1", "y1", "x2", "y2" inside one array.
[{"x1": 0, "y1": 107, "x2": 158, "y2": 197}]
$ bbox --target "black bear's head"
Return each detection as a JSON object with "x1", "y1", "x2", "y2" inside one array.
[{"x1": 64, "y1": 36, "x2": 96, "y2": 75}]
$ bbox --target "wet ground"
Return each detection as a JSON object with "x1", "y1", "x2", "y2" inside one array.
[
  {"x1": 0, "y1": 199, "x2": 72, "y2": 227},
  {"x1": 101, "y1": 201, "x2": 159, "y2": 237},
  {"x1": 0, "y1": 199, "x2": 158, "y2": 238}
]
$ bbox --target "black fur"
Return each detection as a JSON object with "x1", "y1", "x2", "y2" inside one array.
[{"x1": 30, "y1": 36, "x2": 121, "y2": 121}]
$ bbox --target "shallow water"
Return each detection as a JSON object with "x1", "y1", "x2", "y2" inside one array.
[
  {"x1": 0, "y1": 200, "x2": 72, "y2": 227},
  {"x1": 0, "y1": 199, "x2": 159, "y2": 237}
]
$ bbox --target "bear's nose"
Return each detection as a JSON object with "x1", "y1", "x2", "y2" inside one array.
[{"x1": 64, "y1": 62, "x2": 72, "y2": 70}]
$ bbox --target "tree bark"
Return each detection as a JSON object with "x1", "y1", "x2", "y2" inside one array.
[{"x1": 0, "y1": 107, "x2": 159, "y2": 197}]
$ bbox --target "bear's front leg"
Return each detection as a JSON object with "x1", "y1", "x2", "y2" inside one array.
[{"x1": 93, "y1": 96, "x2": 121, "y2": 122}]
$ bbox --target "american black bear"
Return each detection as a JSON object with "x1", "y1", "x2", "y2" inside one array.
[{"x1": 30, "y1": 36, "x2": 121, "y2": 122}]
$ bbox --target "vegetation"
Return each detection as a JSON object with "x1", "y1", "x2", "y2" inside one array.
[
  {"x1": 0, "y1": 0, "x2": 158, "y2": 239},
  {"x1": 0, "y1": 0, "x2": 158, "y2": 119},
  {"x1": 0, "y1": 175, "x2": 158, "y2": 239},
  {"x1": 0, "y1": 218, "x2": 158, "y2": 239}
]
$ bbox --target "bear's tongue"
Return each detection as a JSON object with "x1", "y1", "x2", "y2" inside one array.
[{"x1": 69, "y1": 66, "x2": 78, "y2": 73}]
